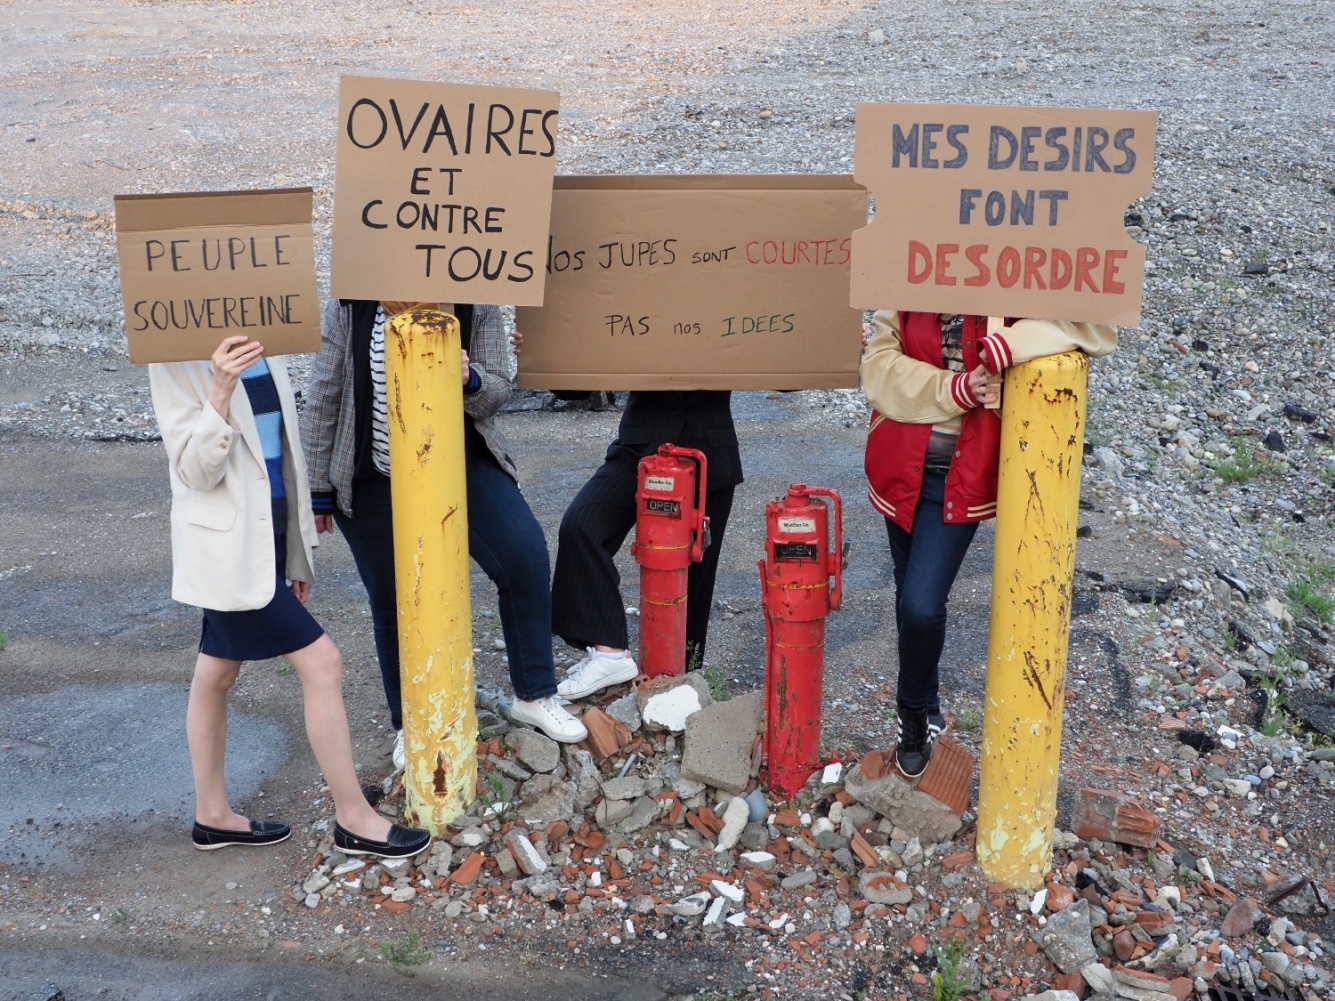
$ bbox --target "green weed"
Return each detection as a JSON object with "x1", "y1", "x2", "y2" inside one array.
[
  {"x1": 932, "y1": 939, "x2": 969, "y2": 1001},
  {"x1": 1255, "y1": 671, "x2": 1290, "y2": 738},
  {"x1": 111, "y1": 908, "x2": 129, "y2": 924},
  {"x1": 277, "y1": 660, "x2": 293, "y2": 677},
  {"x1": 380, "y1": 930, "x2": 430, "y2": 971},
  {"x1": 954, "y1": 706, "x2": 983, "y2": 737},
  {"x1": 1214, "y1": 444, "x2": 1266, "y2": 484},
  {"x1": 703, "y1": 664, "x2": 731, "y2": 702},
  {"x1": 0, "y1": 628, "x2": 6, "y2": 651},
  {"x1": 479, "y1": 773, "x2": 517, "y2": 822},
  {"x1": 1285, "y1": 580, "x2": 1334, "y2": 624}
]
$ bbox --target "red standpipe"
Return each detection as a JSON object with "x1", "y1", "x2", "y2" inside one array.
[
  {"x1": 631, "y1": 444, "x2": 709, "y2": 678},
  {"x1": 760, "y1": 484, "x2": 843, "y2": 798}
]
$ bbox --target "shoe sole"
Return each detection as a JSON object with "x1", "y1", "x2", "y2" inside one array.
[
  {"x1": 557, "y1": 663, "x2": 639, "y2": 701},
  {"x1": 515, "y1": 720, "x2": 590, "y2": 744},
  {"x1": 893, "y1": 751, "x2": 928, "y2": 781},
  {"x1": 338, "y1": 840, "x2": 430, "y2": 860},
  {"x1": 193, "y1": 830, "x2": 291, "y2": 851}
]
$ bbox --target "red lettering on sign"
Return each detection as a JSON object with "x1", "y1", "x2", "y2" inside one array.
[
  {"x1": 1024, "y1": 247, "x2": 1047, "y2": 290},
  {"x1": 908, "y1": 240, "x2": 932, "y2": 284},
  {"x1": 1074, "y1": 247, "x2": 1100, "y2": 293},
  {"x1": 963, "y1": 245, "x2": 990, "y2": 287},
  {"x1": 996, "y1": 246, "x2": 1020, "y2": 288},
  {"x1": 934, "y1": 243, "x2": 959, "y2": 286},
  {"x1": 1103, "y1": 249, "x2": 1127, "y2": 294},
  {"x1": 1050, "y1": 248, "x2": 1073, "y2": 290}
]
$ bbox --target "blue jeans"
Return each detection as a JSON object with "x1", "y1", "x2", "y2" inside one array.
[
  {"x1": 334, "y1": 458, "x2": 557, "y2": 729},
  {"x1": 884, "y1": 469, "x2": 979, "y2": 714}
]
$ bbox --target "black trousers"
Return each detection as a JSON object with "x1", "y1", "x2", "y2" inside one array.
[{"x1": 551, "y1": 458, "x2": 733, "y2": 670}]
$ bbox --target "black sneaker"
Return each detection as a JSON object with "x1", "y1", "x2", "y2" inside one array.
[
  {"x1": 894, "y1": 704, "x2": 932, "y2": 780},
  {"x1": 334, "y1": 821, "x2": 432, "y2": 860},
  {"x1": 927, "y1": 711, "x2": 947, "y2": 746},
  {"x1": 192, "y1": 818, "x2": 291, "y2": 851}
]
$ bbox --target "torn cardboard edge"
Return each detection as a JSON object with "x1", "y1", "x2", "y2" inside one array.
[{"x1": 114, "y1": 187, "x2": 314, "y2": 232}]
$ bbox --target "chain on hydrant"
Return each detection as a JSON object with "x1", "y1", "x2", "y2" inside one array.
[
  {"x1": 630, "y1": 444, "x2": 710, "y2": 678},
  {"x1": 760, "y1": 484, "x2": 844, "y2": 798}
]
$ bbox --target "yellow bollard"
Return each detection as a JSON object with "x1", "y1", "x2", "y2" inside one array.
[
  {"x1": 385, "y1": 309, "x2": 477, "y2": 833},
  {"x1": 975, "y1": 349, "x2": 1089, "y2": 889}
]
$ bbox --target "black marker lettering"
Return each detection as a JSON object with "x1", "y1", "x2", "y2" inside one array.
[
  {"x1": 1019, "y1": 126, "x2": 1041, "y2": 171},
  {"x1": 411, "y1": 166, "x2": 432, "y2": 195},
  {"x1": 249, "y1": 237, "x2": 267, "y2": 268},
  {"x1": 1112, "y1": 128, "x2": 1137, "y2": 174},
  {"x1": 390, "y1": 100, "x2": 430, "y2": 150},
  {"x1": 486, "y1": 104, "x2": 514, "y2": 154},
  {"x1": 145, "y1": 239, "x2": 165, "y2": 272},
  {"x1": 171, "y1": 239, "x2": 192, "y2": 272},
  {"x1": 892, "y1": 123, "x2": 919, "y2": 167},
  {"x1": 921, "y1": 123, "x2": 943, "y2": 168},
  {"x1": 416, "y1": 243, "x2": 448, "y2": 277},
  {"x1": 362, "y1": 200, "x2": 387, "y2": 229},
  {"x1": 484, "y1": 207, "x2": 504, "y2": 233},
  {"x1": 422, "y1": 105, "x2": 459, "y2": 155},
  {"x1": 1038, "y1": 190, "x2": 1068, "y2": 225},
  {"x1": 274, "y1": 234, "x2": 290, "y2": 265},
  {"x1": 438, "y1": 167, "x2": 462, "y2": 195},
  {"x1": 1043, "y1": 128, "x2": 1069, "y2": 171},
  {"x1": 346, "y1": 97, "x2": 387, "y2": 149},
  {"x1": 944, "y1": 125, "x2": 969, "y2": 168},
  {"x1": 540, "y1": 110, "x2": 558, "y2": 157},
  {"x1": 518, "y1": 108, "x2": 541, "y2": 154},
  {"x1": 132, "y1": 301, "x2": 149, "y2": 331},
  {"x1": 508, "y1": 250, "x2": 534, "y2": 282},
  {"x1": 227, "y1": 237, "x2": 245, "y2": 270}
]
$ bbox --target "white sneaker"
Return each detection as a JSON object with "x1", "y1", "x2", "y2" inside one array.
[
  {"x1": 510, "y1": 696, "x2": 589, "y2": 743},
  {"x1": 556, "y1": 647, "x2": 639, "y2": 700},
  {"x1": 392, "y1": 729, "x2": 405, "y2": 771}
]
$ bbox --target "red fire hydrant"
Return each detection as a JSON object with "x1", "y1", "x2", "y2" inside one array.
[
  {"x1": 759, "y1": 484, "x2": 843, "y2": 798},
  {"x1": 631, "y1": 444, "x2": 710, "y2": 678}
]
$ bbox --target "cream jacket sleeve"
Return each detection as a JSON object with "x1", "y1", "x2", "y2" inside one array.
[
  {"x1": 860, "y1": 311, "x2": 1119, "y2": 423},
  {"x1": 149, "y1": 358, "x2": 316, "y2": 611},
  {"x1": 859, "y1": 311, "x2": 973, "y2": 425}
]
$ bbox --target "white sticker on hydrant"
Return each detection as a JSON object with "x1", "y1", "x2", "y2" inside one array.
[
  {"x1": 645, "y1": 475, "x2": 676, "y2": 492},
  {"x1": 778, "y1": 517, "x2": 816, "y2": 534}
]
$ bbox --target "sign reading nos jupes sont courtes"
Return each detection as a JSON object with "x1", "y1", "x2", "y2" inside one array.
[
  {"x1": 331, "y1": 76, "x2": 560, "y2": 305},
  {"x1": 851, "y1": 103, "x2": 1157, "y2": 327}
]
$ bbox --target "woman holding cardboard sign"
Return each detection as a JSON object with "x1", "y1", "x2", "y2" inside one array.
[
  {"x1": 860, "y1": 312, "x2": 1114, "y2": 778},
  {"x1": 303, "y1": 300, "x2": 587, "y2": 762},
  {"x1": 149, "y1": 335, "x2": 431, "y2": 858}
]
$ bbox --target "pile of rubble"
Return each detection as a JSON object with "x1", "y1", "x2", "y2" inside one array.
[{"x1": 285, "y1": 666, "x2": 1332, "y2": 999}]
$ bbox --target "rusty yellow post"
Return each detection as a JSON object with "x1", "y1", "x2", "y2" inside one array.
[
  {"x1": 975, "y1": 349, "x2": 1089, "y2": 889},
  {"x1": 385, "y1": 309, "x2": 476, "y2": 832}
]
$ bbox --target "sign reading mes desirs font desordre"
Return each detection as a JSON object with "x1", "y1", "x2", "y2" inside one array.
[
  {"x1": 331, "y1": 76, "x2": 560, "y2": 305},
  {"x1": 115, "y1": 188, "x2": 321, "y2": 364},
  {"x1": 515, "y1": 175, "x2": 868, "y2": 391},
  {"x1": 852, "y1": 103, "x2": 1156, "y2": 326}
]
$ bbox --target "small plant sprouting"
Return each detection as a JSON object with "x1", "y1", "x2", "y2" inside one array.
[
  {"x1": 380, "y1": 930, "x2": 431, "y2": 972},
  {"x1": 703, "y1": 663, "x2": 731, "y2": 702},
  {"x1": 1284, "y1": 579, "x2": 1333, "y2": 624},
  {"x1": 932, "y1": 939, "x2": 969, "y2": 1001}
]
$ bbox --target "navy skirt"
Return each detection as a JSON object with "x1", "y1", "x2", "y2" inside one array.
[{"x1": 199, "y1": 531, "x2": 324, "y2": 662}]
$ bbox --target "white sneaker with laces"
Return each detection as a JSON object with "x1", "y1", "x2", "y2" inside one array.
[
  {"x1": 556, "y1": 647, "x2": 639, "y2": 701},
  {"x1": 392, "y1": 729, "x2": 405, "y2": 771},
  {"x1": 510, "y1": 696, "x2": 589, "y2": 743}
]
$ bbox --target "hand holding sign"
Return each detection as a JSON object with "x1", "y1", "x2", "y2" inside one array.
[{"x1": 851, "y1": 103, "x2": 1156, "y2": 326}]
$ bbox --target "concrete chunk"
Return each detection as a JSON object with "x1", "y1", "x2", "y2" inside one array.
[
  {"x1": 638, "y1": 674, "x2": 712, "y2": 732},
  {"x1": 681, "y1": 690, "x2": 763, "y2": 794}
]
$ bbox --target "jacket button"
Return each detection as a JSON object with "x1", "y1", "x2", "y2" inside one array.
[
  {"x1": 955, "y1": 450, "x2": 962, "y2": 457},
  {"x1": 946, "y1": 501, "x2": 953, "y2": 509},
  {"x1": 913, "y1": 466, "x2": 920, "y2": 472},
  {"x1": 946, "y1": 513, "x2": 954, "y2": 520}
]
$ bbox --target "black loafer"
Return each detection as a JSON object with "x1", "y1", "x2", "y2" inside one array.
[
  {"x1": 192, "y1": 818, "x2": 291, "y2": 851},
  {"x1": 334, "y1": 821, "x2": 431, "y2": 859}
]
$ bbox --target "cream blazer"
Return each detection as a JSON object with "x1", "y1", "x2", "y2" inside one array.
[{"x1": 148, "y1": 357, "x2": 317, "y2": 611}]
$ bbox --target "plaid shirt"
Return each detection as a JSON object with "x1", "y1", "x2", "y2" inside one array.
[{"x1": 302, "y1": 299, "x2": 517, "y2": 517}]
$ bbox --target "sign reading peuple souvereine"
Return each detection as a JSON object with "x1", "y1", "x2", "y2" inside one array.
[
  {"x1": 331, "y1": 76, "x2": 560, "y2": 306},
  {"x1": 852, "y1": 103, "x2": 1157, "y2": 327}
]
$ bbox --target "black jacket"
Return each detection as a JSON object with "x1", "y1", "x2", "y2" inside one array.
[{"x1": 607, "y1": 391, "x2": 742, "y2": 491}]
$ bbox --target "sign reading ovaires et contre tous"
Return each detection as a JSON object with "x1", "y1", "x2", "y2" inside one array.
[
  {"x1": 851, "y1": 103, "x2": 1156, "y2": 327},
  {"x1": 115, "y1": 188, "x2": 321, "y2": 364},
  {"x1": 331, "y1": 76, "x2": 559, "y2": 305}
]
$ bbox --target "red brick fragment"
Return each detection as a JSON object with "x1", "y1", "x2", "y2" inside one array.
[
  {"x1": 451, "y1": 852, "x2": 484, "y2": 886},
  {"x1": 1072, "y1": 788, "x2": 1161, "y2": 848},
  {"x1": 916, "y1": 736, "x2": 974, "y2": 814}
]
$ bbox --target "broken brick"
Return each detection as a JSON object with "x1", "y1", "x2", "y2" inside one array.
[{"x1": 1071, "y1": 788, "x2": 1161, "y2": 848}]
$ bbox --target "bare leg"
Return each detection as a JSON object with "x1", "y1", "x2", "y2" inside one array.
[
  {"x1": 285, "y1": 634, "x2": 391, "y2": 841},
  {"x1": 187, "y1": 652, "x2": 250, "y2": 831}
]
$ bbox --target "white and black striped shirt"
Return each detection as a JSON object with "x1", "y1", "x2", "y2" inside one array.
[{"x1": 369, "y1": 304, "x2": 392, "y2": 476}]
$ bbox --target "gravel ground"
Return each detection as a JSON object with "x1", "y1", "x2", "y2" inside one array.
[{"x1": 2, "y1": 0, "x2": 1334, "y2": 998}]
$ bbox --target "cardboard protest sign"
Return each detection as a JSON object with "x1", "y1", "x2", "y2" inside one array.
[
  {"x1": 331, "y1": 76, "x2": 559, "y2": 306},
  {"x1": 515, "y1": 175, "x2": 868, "y2": 390},
  {"x1": 114, "y1": 188, "x2": 320, "y2": 364},
  {"x1": 851, "y1": 104, "x2": 1156, "y2": 326}
]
